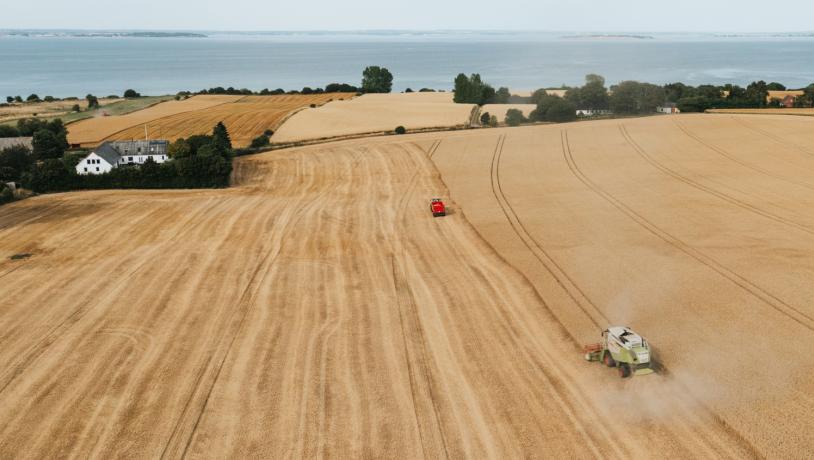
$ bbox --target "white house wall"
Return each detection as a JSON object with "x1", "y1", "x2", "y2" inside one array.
[{"x1": 76, "y1": 153, "x2": 114, "y2": 175}]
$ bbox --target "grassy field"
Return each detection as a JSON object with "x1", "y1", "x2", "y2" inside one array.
[{"x1": 3, "y1": 113, "x2": 814, "y2": 456}]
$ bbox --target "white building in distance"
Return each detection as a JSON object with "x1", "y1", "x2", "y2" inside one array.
[{"x1": 76, "y1": 140, "x2": 170, "y2": 175}]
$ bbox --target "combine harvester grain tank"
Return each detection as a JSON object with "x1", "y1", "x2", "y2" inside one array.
[{"x1": 583, "y1": 326, "x2": 654, "y2": 378}]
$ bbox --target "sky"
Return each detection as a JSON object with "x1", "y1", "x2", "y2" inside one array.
[{"x1": 2, "y1": 0, "x2": 813, "y2": 32}]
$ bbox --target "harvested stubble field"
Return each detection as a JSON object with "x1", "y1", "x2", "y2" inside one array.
[
  {"x1": 67, "y1": 94, "x2": 351, "y2": 148},
  {"x1": 0, "y1": 113, "x2": 812, "y2": 457},
  {"x1": 0, "y1": 97, "x2": 123, "y2": 124},
  {"x1": 67, "y1": 95, "x2": 245, "y2": 146},
  {"x1": 271, "y1": 92, "x2": 476, "y2": 143},
  {"x1": 101, "y1": 93, "x2": 354, "y2": 148}
]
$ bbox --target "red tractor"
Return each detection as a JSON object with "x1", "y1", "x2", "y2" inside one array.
[{"x1": 430, "y1": 198, "x2": 446, "y2": 217}]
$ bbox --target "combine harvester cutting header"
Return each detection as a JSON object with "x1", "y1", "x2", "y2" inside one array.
[{"x1": 583, "y1": 326, "x2": 654, "y2": 378}]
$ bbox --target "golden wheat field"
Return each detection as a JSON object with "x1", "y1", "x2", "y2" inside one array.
[
  {"x1": 67, "y1": 95, "x2": 244, "y2": 146},
  {"x1": 271, "y1": 92, "x2": 476, "y2": 143},
  {"x1": 102, "y1": 93, "x2": 354, "y2": 148},
  {"x1": 3, "y1": 113, "x2": 814, "y2": 457},
  {"x1": 708, "y1": 108, "x2": 814, "y2": 116}
]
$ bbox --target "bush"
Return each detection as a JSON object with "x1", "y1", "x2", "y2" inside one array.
[
  {"x1": 395, "y1": 126, "x2": 406, "y2": 135},
  {"x1": 405, "y1": 88, "x2": 413, "y2": 93},
  {"x1": 325, "y1": 83, "x2": 359, "y2": 93},
  {"x1": 263, "y1": 129, "x2": 274, "y2": 136},
  {"x1": 480, "y1": 111, "x2": 491, "y2": 125},
  {"x1": 250, "y1": 134, "x2": 270, "y2": 148},
  {"x1": 71, "y1": 104, "x2": 81, "y2": 112},
  {"x1": 504, "y1": 109, "x2": 526, "y2": 127},
  {"x1": 0, "y1": 145, "x2": 33, "y2": 179},
  {"x1": 488, "y1": 115, "x2": 498, "y2": 127},
  {"x1": 0, "y1": 125, "x2": 20, "y2": 138},
  {"x1": 44, "y1": 96, "x2": 55, "y2": 102},
  {"x1": 0, "y1": 185, "x2": 13, "y2": 205}
]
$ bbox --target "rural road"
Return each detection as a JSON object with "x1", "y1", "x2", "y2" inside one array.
[{"x1": 1, "y1": 113, "x2": 810, "y2": 457}]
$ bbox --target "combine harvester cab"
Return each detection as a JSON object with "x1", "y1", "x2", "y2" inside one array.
[
  {"x1": 430, "y1": 198, "x2": 446, "y2": 217},
  {"x1": 584, "y1": 326, "x2": 654, "y2": 378}
]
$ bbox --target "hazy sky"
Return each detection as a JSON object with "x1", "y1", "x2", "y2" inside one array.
[{"x1": 2, "y1": 0, "x2": 813, "y2": 32}]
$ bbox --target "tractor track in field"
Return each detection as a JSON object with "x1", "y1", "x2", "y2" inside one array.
[
  {"x1": 561, "y1": 129, "x2": 765, "y2": 458},
  {"x1": 164, "y1": 156, "x2": 348, "y2": 459},
  {"x1": 566, "y1": 129, "x2": 814, "y2": 333},
  {"x1": 0, "y1": 201, "x2": 213, "y2": 397},
  {"x1": 730, "y1": 115, "x2": 814, "y2": 158},
  {"x1": 672, "y1": 119, "x2": 814, "y2": 192},
  {"x1": 389, "y1": 139, "x2": 451, "y2": 459},
  {"x1": 489, "y1": 133, "x2": 608, "y2": 331},
  {"x1": 620, "y1": 124, "x2": 814, "y2": 237}
]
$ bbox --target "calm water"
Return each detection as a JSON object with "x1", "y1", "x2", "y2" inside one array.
[{"x1": 2, "y1": 31, "x2": 814, "y2": 97}]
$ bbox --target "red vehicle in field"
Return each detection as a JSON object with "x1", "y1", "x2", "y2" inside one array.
[{"x1": 430, "y1": 198, "x2": 446, "y2": 217}]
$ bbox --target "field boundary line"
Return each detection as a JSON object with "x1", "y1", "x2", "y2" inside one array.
[{"x1": 620, "y1": 124, "x2": 814, "y2": 237}]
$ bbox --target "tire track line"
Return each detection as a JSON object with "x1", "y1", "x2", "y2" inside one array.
[
  {"x1": 389, "y1": 139, "x2": 451, "y2": 459},
  {"x1": 562, "y1": 129, "x2": 765, "y2": 458},
  {"x1": 620, "y1": 124, "x2": 814, "y2": 237},
  {"x1": 166, "y1": 155, "x2": 345, "y2": 459},
  {"x1": 672, "y1": 119, "x2": 814, "y2": 192},
  {"x1": 489, "y1": 134, "x2": 608, "y2": 329},
  {"x1": 731, "y1": 115, "x2": 814, "y2": 158},
  {"x1": 488, "y1": 133, "x2": 620, "y2": 458},
  {"x1": 566, "y1": 129, "x2": 814, "y2": 331}
]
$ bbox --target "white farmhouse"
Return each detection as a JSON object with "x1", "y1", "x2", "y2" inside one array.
[{"x1": 76, "y1": 140, "x2": 170, "y2": 175}]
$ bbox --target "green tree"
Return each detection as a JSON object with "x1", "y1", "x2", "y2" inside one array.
[
  {"x1": 529, "y1": 94, "x2": 561, "y2": 121},
  {"x1": 495, "y1": 87, "x2": 511, "y2": 104},
  {"x1": 168, "y1": 139, "x2": 193, "y2": 158},
  {"x1": 14, "y1": 96, "x2": 23, "y2": 103},
  {"x1": 197, "y1": 144, "x2": 217, "y2": 157},
  {"x1": 0, "y1": 125, "x2": 20, "y2": 137},
  {"x1": 361, "y1": 66, "x2": 394, "y2": 93},
  {"x1": 250, "y1": 134, "x2": 270, "y2": 148},
  {"x1": 746, "y1": 80, "x2": 769, "y2": 107},
  {"x1": 452, "y1": 73, "x2": 496, "y2": 105},
  {"x1": 5, "y1": 96, "x2": 12, "y2": 103},
  {"x1": 529, "y1": 89, "x2": 549, "y2": 106},
  {"x1": 504, "y1": 109, "x2": 526, "y2": 127},
  {"x1": 72, "y1": 104, "x2": 81, "y2": 112},
  {"x1": 766, "y1": 82, "x2": 786, "y2": 91},
  {"x1": 394, "y1": 126, "x2": 406, "y2": 134},
  {"x1": 0, "y1": 145, "x2": 33, "y2": 179},
  {"x1": 212, "y1": 122, "x2": 232, "y2": 156},
  {"x1": 86, "y1": 94, "x2": 99, "y2": 109},
  {"x1": 453, "y1": 73, "x2": 471, "y2": 103},
  {"x1": 32, "y1": 129, "x2": 65, "y2": 160},
  {"x1": 545, "y1": 99, "x2": 577, "y2": 122},
  {"x1": 123, "y1": 89, "x2": 141, "y2": 98},
  {"x1": 26, "y1": 94, "x2": 40, "y2": 102},
  {"x1": 480, "y1": 111, "x2": 491, "y2": 125}
]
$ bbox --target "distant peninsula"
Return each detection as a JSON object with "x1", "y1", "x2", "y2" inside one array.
[
  {"x1": 561, "y1": 34, "x2": 654, "y2": 40},
  {"x1": 2, "y1": 31, "x2": 207, "y2": 38}
]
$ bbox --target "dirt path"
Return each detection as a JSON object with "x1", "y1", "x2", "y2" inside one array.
[{"x1": 0, "y1": 114, "x2": 799, "y2": 457}]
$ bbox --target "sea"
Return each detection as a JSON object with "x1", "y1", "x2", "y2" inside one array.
[{"x1": 2, "y1": 30, "x2": 814, "y2": 98}]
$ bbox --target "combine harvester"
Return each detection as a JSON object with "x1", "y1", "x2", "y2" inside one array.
[{"x1": 584, "y1": 326, "x2": 654, "y2": 378}]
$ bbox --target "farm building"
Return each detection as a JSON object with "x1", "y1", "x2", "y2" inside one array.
[
  {"x1": 76, "y1": 140, "x2": 169, "y2": 175},
  {"x1": 576, "y1": 109, "x2": 611, "y2": 117},
  {"x1": 0, "y1": 137, "x2": 33, "y2": 151},
  {"x1": 767, "y1": 90, "x2": 804, "y2": 107},
  {"x1": 657, "y1": 103, "x2": 681, "y2": 114}
]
